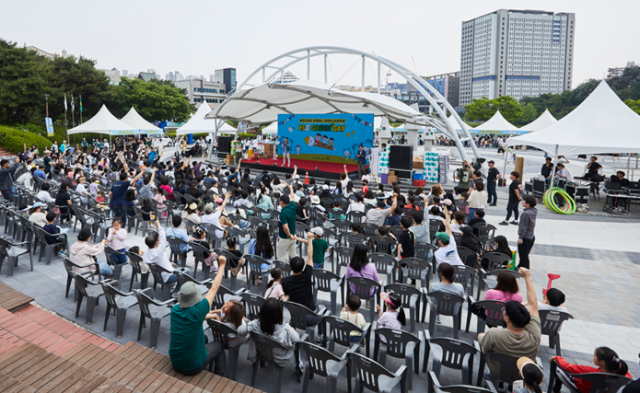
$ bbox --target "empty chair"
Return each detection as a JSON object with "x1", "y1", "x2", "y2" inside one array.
[
  {"x1": 166, "y1": 236, "x2": 191, "y2": 267},
  {"x1": 323, "y1": 314, "x2": 372, "y2": 357},
  {"x1": 73, "y1": 274, "x2": 109, "y2": 325},
  {"x1": 383, "y1": 284, "x2": 422, "y2": 333},
  {"x1": 452, "y1": 265, "x2": 477, "y2": 298},
  {"x1": 0, "y1": 237, "x2": 33, "y2": 277},
  {"x1": 397, "y1": 257, "x2": 431, "y2": 290},
  {"x1": 244, "y1": 254, "x2": 272, "y2": 292},
  {"x1": 539, "y1": 309, "x2": 574, "y2": 357},
  {"x1": 547, "y1": 357, "x2": 631, "y2": 393},
  {"x1": 299, "y1": 341, "x2": 356, "y2": 393},
  {"x1": 242, "y1": 292, "x2": 266, "y2": 320},
  {"x1": 283, "y1": 301, "x2": 329, "y2": 343},
  {"x1": 465, "y1": 298, "x2": 506, "y2": 334},
  {"x1": 313, "y1": 269, "x2": 344, "y2": 315},
  {"x1": 425, "y1": 291, "x2": 465, "y2": 339},
  {"x1": 368, "y1": 252, "x2": 396, "y2": 283},
  {"x1": 415, "y1": 242, "x2": 438, "y2": 279},
  {"x1": 127, "y1": 250, "x2": 149, "y2": 292},
  {"x1": 135, "y1": 287, "x2": 175, "y2": 349},
  {"x1": 177, "y1": 270, "x2": 212, "y2": 296},
  {"x1": 249, "y1": 331, "x2": 291, "y2": 393},
  {"x1": 423, "y1": 330, "x2": 481, "y2": 386},
  {"x1": 207, "y1": 319, "x2": 243, "y2": 381},
  {"x1": 373, "y1": 328, "x2": 421, "y2": 391},
  {"x1": 341, "y1": 232, "x2": 367, "y2": 249},
  {"x1": 148, "y1": 263, "x2": 180, "y2": 301},
  {"x1": 101, "y1": 281, "x2": 138, "y2": 338},
  {"x1": 346, "y1": 277, "x2": 381, "y2": 323},
  {"x1": 334, "y1": 246, "x2": 354, "y2": 276},
  {"x1": 348, "y1": 351, "x2": 407, "y2": 393},
  {"x1": 429, "y1": 371, "x2": 498, "y2": 393}
]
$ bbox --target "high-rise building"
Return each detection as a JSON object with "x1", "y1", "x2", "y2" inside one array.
[
  {"x1": 175, "y1": 79, "x2": 227, "y2": 108},
  {"x1": 422, "y1": 72, "x2": 460, "y2": 107},
  {"x1": 459, "y1": 9, "x2": 575, "y2": 106},
  {"x1": 214, "y1": 68, "x2": 236, "y2": 94}
]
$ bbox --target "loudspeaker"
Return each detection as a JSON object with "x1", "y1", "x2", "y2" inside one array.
[
  {"x1": 389, "y1": 145, "x2": 414, "y2": 170},
  {"x1": 217, "y1": 136, "x2": 233, "y2": 158}
]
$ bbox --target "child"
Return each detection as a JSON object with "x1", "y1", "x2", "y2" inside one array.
[
  {"x1": 350, "y1": 222, "x2": 361, "y2": 235},
  {"x1": 226, "y1": 238, "x2": 245, "y2": 276},
  {"x1": 361, "y1": 179, "x2": 369, "y2": 194},
  {"x1": 375, "y1": 292, "x2": 406, "y2": 342},
  {"x1": 128, "y1": 246, "x2": 149, "y2": 274},
  {"x1": 340, "y1": 294, "x2": 368, "y2": 344},
  {"x1": 397, "y1": 216, "x2": 415, "y2": 259},
  {"x1": 514, "y1": 357, "x2": 544, "y2": 393},
  {"x1": 329, "y1": 200, "x2": 346, "y2": 221},
  {"x1": 106, "y1": 218, "x2": 128, "y2": 265},
  {"x1": 43, "y1": 212, "x2": 67, "y2": 256},
  {"x1": 468, "y1": 209, "x2": 486, "y2": 233},
  {"x1": 296, "y1": 227, "x2": 329, "y2": 269},
  {"x1": 208, "y1": 300, "x2": 249, "y2": 348},
  {"x1": 96, "y1": 191, "x2": 105, "y2": 204},
  {"x1": 193, "y1": 227, "x2": 219, "y2": 272},
  {"x1": 450, "y1": 211, "x2": 466, "y2": 235},
  {"x1": 431, "y1": 262, "x2": 465, "y2": 324},
  {"x1": 550, "y1": 347, "x2": 631, "y2": 393},
  {"x1": 141, "y1": 198, "x2": 153, "y2": 221},
  {"x1": 265, "y1": 268, "x2": 284, "y2": 300},
  {"x1": 152, "y1": 187, "x2": 167, "y2": 217},
  {"x1": 89, "y1": 177, "x2": 99, "y2": 196}
]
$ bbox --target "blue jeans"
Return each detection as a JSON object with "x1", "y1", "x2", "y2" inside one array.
[
  {"x1": 113, "y1": 248, "x2": 128, "y2": 265},
  {"x1": 487, "y1": 183, "x2": 497, "y2": 204},
  {"x1": 165, "y1": 268, "x2": 191, "y2": 291},
  {"x1": 111, "y1": 204, "x2": 127, "y2": 226},
  {"x1": 98, "y1": 262, "x2": 114, "y2": 279},
  {"x1": 468, "y1": 208, "x2": 478, "y2": 220}
]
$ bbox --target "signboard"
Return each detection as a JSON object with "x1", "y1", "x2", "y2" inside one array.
[
  {"x1": 276, "y1": 113, "x2": 374, "y2": 164},
  {"x1": 45, "y1": 118, "x2": 54, "y2": 137},
  {"x1": 110, "y1": 130, "x2": 138, "y2": 136}
]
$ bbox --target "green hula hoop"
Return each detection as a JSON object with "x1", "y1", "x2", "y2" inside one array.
[{"x1": 543, "y1": 187, "x2": 576, "y2": 214}]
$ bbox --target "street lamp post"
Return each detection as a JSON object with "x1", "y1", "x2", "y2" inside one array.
[{"x1": 44, "y1": 94, "x2": 49, "y2": 118}]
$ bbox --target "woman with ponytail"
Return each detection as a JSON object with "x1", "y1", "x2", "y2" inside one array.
[
  {"x1": 551, "y1": 347, "x2": 631, "y2": 393},
  {"x1": 515, "y1": 357, "x2": 544, "y2": 393}
]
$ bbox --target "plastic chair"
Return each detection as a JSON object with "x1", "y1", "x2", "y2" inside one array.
[
  {"x1": 249, "y1": 331, "x2": 290, "y2": 393},
  {"x1": 452, "y1": 265, "x2": 477, "y2": 297},
  {"x1": 388, "y1": 225, "x2": 403, "y2": 239},
  {"x1": 429, "y1": 220, "x2": 443, "y2": 240},
  {"x1": 348, "y1": 351, "x2": 407, "y2": 393},
  {"x1": 0, "y1": 237, "x2": 33, "y2": 277},
  {"x1": 373, "y1": 327, "x2": 421, "y2": 392},
  {"x1": 429, "y1": 371, "x2": 498, "y2": 393},
  {"x1": 148, "y1": 263, "x2": 180, "y2": 301},
  {"x1": 415, "y1": 242, "x2": 438, "y2": 279},
  {"x1": 62, "y1": 257, "x2": 99, "y2": 300},
  {"x1": 397, "y1": 257, "x2": 431, "y2": 290},
  {"x1": 132, "y1": 206, "x2": 152, "y2": 237},
  {"x1": 334, "y1": 246, "x2": 354, "y2": 277},
  {"x1": 312, "y1": 269, "x2": 344, "y2": 315},
  {"x1": 425, "y1": 291, "x2": 465, "y2": 339},
  {"x1": 166, "y1": 236, "x2": 191, "y2": 268},
  {"x1": 212, "y1": 284, "x2": 246, "y2": 310},
  {"x1": 299, "y1": 341, "x2": 357, "y2": 393},
  {"x1": 472, "y1": 223, "x2": 496, "y2": 238},
  {"x1": 423, "y1": 330, "x2": 480, "y2": 386},
  {"x1": 207, "y1": 319, "x2": 243, "y2": 381},
  {"x1": 323, "y1": 314, "x2": 372, "y2": 357},
  {"x1": 190, "y1": 241, "x2": 212, "y2": 279},
  {"x1": 477, "y1": 269, "x2": 522, "y2": 300},
  {"x1": 465, "y1": 298, "x2": 506, "y2": 334},
  {"x1": 478, "y1": 353, "x2": 543, "y2": 390},
  {"x1": 539, "y1": 309, "x2": 574, "y2": 357},
  {"x1": 368, "y1": 252, "x2": 397, "y2": 283},
  {"x1": 135, "y1": 287, "x2": 175, "y2": 349},
  {"x1": 177, "y1": 270, "x2": 212, "y2": 296},
  {"x1": 127, "y1": 251, "x2": 149, "y2": 292},
  {"x1": 371, "y1": 235, "x2": 396, "y2": 255},
  {"x1": 383, "y1": 283, "x2": 422, "y2": 333},
  {"x1": 360, "y1": 222, "x2": 378, "y2": 238},
  {"x1": 213, "y1": 248, "x2": 240, "y2": 289},
  {"x1": 547, "y1": 358, "x2": 631, "y2": 393},
  {"x1": 226, "y1": 227, "x2": 251, "y2": 254},
  {"x1": 33, "y1": 226, "x2": 67, "y2": 265},
  {"x1": 341, "y1": 232, "x2": 367, "y2": 249},
  {"x1": 104, "y1": 245, "x2": 128, "y2": 281},
  {"x1": 244, "y1": 254, "x2": 271, "y2": 292},
  {"x1": 283, "y1": 301, "x2": 329, "y2": 343},
  {"x1": 346, "y1": 277, "x2": 381, "y2": 323},
  {"x1": 457, "y1": 247, "x2": 477, "y2": 268},
  {"x1": 73, "y1": 274, "x2": 109, "y2": 325},
  {"x1": 273, "y1": 259, "x2": 293, "y2": 278},
  {"x1": 295, "y1": 222, "x2": 311, "y2": 255},
  {"x1": 101, "y1": 281, "x2": 138, "y2": 338},
  {"x1": 333, "y1": 218, "x2": 353, "y2": 234},
  {"x1": 348, "y1": 211, "x2": 366, "y2": 224}
]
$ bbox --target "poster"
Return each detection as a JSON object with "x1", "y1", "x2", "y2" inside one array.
[
  {"x1": 276, "y1": 113, "x2": 374, "y2": 164},
  {"x1": 45, "y1": 118, "x2": 54, "y2": 137}
]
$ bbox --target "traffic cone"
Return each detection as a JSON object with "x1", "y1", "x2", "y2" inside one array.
[{"x1": 305, "y1": 171, "x2": 310, "y2": 184}]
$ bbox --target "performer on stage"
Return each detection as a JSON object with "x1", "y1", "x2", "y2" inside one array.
[{"x1": 282, "y1": 137, "x2": 291, "y2": 167}]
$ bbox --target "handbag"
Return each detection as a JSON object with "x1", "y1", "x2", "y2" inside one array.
[
  {"x1": 52, "y1": 206, "x2": 61, "y2": 215},
  {"x1": 469, "y1": 302, "x2": 486, "y2": 316}
]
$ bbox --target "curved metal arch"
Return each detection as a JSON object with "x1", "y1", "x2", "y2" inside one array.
[{"x1": 237, "y1": 46, "x2": 479, "y2": 160}]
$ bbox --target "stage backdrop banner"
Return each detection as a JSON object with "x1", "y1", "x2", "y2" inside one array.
[{"x1": 277, "y1": 113, "x2": 374, "y2": 165}]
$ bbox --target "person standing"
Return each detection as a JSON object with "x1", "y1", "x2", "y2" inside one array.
[
  {"x1": 281, "y1": 137, "x2": 291, "y2": 167},
  {"x1": 541, "y1": 157, "x2": 554, "y2": 182},
  {"x1": 499, "y1": 171, "x2": 522, "y2": 226},
  {"x1": 454, "y1": 161, "x2": 474, "y2": 193},
  {"x1": 109, "y1": 153, "x2": 143, "y2": 226},
  {"x1": 276, "y1": 185, "x2": 297, "y2": 261},
  {"x1": 517, "y1": 195, "x2": 537, "y2": 269},
  {"x1": 356, "y1": 145, "x2": 367, "y2": 180},
  {"x1": 0, "y1": 158, "x2": 20, "y2": 202},
  {"x1": 486, "y1": 160, "x2": 501, "y2": 206}
]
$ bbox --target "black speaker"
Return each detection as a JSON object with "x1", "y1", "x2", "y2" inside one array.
[
  {"x1": 217, "y1": 136, "x2": 233, "y2": 158},
  {"x1": 389, "y1": 145, "x2": 413, "y2": 170}
]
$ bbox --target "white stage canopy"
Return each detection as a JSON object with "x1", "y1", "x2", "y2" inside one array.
[
  {"x1": 177, "y1": 103, "x2": 238, "y2": 136},
  {"x1": 507, "y1": 81, "x2": 640, "y2": 155},
  {"x1": 68, "y1": 105, "x2": 137, "y2": 136},
  {"x1": 120, "y1": 106, "x2": 162, "y2": 135},
  {"x1": 518, "y1": 109, "x2": 557, "y2": 133},
  {"x1": 471, "y1": 110, "x2": 523, "y2": 135},
  {"x1": 262, "y1": 122, "x2": 278, "y2": 134},
  {"x1": 210, "y1": 80, "x2": 440, "y2": 129}
]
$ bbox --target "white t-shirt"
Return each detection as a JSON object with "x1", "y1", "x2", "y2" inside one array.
[
  {"x1": 557, "y1": 168, "x2": 572, "y2": 182},
  {"x1": 202, "y1": 211, "x2": 224, "y2": 238},
  {"x1": 435, "y1": 236, "x2": 463, "y2": 267}
]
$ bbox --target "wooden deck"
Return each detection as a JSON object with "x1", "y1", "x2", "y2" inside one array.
[{"x1": 0, "y1": 282, "x2": 34, "y2": 312}]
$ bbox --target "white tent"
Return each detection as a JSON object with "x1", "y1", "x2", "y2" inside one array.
[
  {"x1": 176, "y1": 103, "x2": 238, "y2": 136},
  {"x1": 68, "y1": 105, "x2": 136, "y2": 136},
  {"x1": 120, "y1": 106, "x2": 162, "y2": 135},
  {"x1": 507, "y1": 81, "x2": 640, "y2": 155},
  {"x1": 262, "y1": 122, "x2": 278, "y2": 134},
  {"x1": 518, "y1": 109, "x2": 557, "y2": 133},
  {"x1": 471, "y1": 110, "x2": 522, "y2": 135}
]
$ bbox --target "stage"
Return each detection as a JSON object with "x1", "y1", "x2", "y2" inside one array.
[{"x1": 235, "y1": 157, "x2": 359, "y2": 180}]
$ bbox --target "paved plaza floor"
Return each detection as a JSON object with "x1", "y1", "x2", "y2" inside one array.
[{"x1": 1, "y1": 147, "x2": 639, "y2": 392}]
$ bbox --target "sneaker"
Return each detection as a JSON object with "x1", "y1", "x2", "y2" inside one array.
[
  {"x1": 210, "y1": 266, "x2": 218, "y2": 273},
  {"x1": 297, "y1": 361, "x2": 305, "y2": 375},
  {"x1": 490, "y1": 203, "x2": 497, "y2": 206},
  {"x1": 510, "y1": 220, "x2": 519, "y2": 225},
  {"x1": 498, "y1": 221, "x2": 509, "y2": 226},
  {"x1": 315, "y1": 335, "x2": 324, "y2": 344},
  {"x1": 58, "y1": 250, "x2": 68, "y2": 257},
  {"x1": 435, "y1": 316, "x2": 442, "y2": 325}
]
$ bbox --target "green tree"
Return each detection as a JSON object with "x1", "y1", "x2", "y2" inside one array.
[
  {"x1": 112, "y1": 78, "x2": 193, "y2": 122},
  {"x1": 493, "y1": 95, "x2": 523, "y2": 122},
  {"x1": 464, "y1": 96, "x2": 522, "y2": 123},
  {"x1": 514, "y1": 103, "x2": 538, "y2": 126},
  {"x1": 625, "y1": 99, "x2": 640, "y2": 115}
]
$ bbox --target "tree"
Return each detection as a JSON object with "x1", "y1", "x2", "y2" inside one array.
[
  {"x1": 514, "y1": 103, "x2": 538, "y2": 126},
  {"x1": 464, "y1": 96, "x2": 522, "y2": 123},
  {"x1": 112, "y1": 78, "x2": 193, "y2": 122},
  {"x1": 493, "y1": 95, "x2": 523, "y2": 123},
  {"x1": 625, "y1": 99, "x2": 640, "y2": 115}
]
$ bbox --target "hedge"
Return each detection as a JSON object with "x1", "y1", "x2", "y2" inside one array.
[
  {"x1": 0, "y1": 126, "x2": 52, "y2": 153},
  {"x1": 13, "y1": 123, "x2": 106, "y2": 146}
]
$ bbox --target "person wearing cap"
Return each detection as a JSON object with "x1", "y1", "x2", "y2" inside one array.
[
  {"x1": 60, "y1": 140, "x2": 67, "y2": 154},
  {"x1": 310, "y1": 195, "x2": 325, "y2": 212},
  {"x1": 168, "y1": 232, "x2": 227, "y2": 375},
  {"x1": 201, "y1": 192, "x2": 233, "y2": 239},
  {"x1": 296, "y1": 227, "x2": 329, "y2": 269},
  {"x1": 28, "y1": 202, "x2": 48, "y2": 228},
  {"x1": 276, "y1": 184, "x2": 298, "y2": 261},
  {"x1": 365, "y1": 193, "x2": 398, "y2": 228},
  {"x1": 182, "y1": 202, "x2": 202, "y2": 225},
  {"x1": 486, "y1": 160, "x2": 501, "y2": 206},
  {"x1": 478, "y1": 267, "x2": 541, "y2": 377},
  {"x1": 34, "y1": 165, "x2": 46, "y2": 180},
  {"x1": 434, "y1": 207, "x2": 463, "y2": 267}
]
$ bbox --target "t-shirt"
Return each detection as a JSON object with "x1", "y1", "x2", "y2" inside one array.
[
  {"x1": 377, "y1": 311, "x2": 402, "y2": 331},
  {"x1": 457, "y1": 169, "x2": 473, "y2": 189},
  {"x1": 55, "y1": 192, "x2": 71, "y2": 209},
  {"x1": 169, "y1": 298, "x2": 209, "y2": 371},
  {"x1": 409, "y1": 225, "x2": 429, "y2": 243},
  {"x1": 281, "y1": 264, "x2": 315, "y2": 310},
  {"x1": 110, "y1": 180, "x2": 131, "y2": 206},
  {"x1": 484, "y1": 289, "x2": 523, "y2": 303},
  {"x1": 430, "y1": 282, "x2": 465, "y2": 298},
  {"x1": 340, "y1": 311, "x2": 367, "y2": 336},
  {"x1": 366, "y1": 208, "x2": 392, "y2": 227},
  {"x1": 43, "y1": 223, "x2": 60, "y2": 244},
  {"x1": 434, "y1": 236, "x2": 463, "y2": 267},
  {"x1": 44, "y1": 156, "x2": 52, "y2": 172},
  {"x1": 265, "y1": 281, "x2": 285, "y2": 300},
  {"x1": 278, "y1": 202, "x2": 297, "y2": 239},
  {"x1": 587, "y1": 162, "x2": 602, "y2": 175},
  {"x1": 311, "y1": 238, "x2": 329, "y2": 268},
  {"x1": 508, "y1": 180, "x2": 521, "y2": 202},
  {"x1": 487, "y1": 167, "x2": 500, "y2": 184},
  {"x1": 388, "y1": 214, "x2": 402, "y2": 227},
  {"x1": 398, "y1": 230, "x2": 415, "y2": 258},
  {"x1": 480, "y1": 316, "x2": 542, "y2": 376}
]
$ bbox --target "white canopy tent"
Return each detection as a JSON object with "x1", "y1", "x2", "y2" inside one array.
[
  {"x1": 176, "y1": 103, "x2": 239, "y2": 136},
  {"x1": 471, "y1": 110, "x2": 523, "y2": 135},
  {"x1": 68, "y1": 105, "x2": 136, "y2": 136},
  {"x1": 506, "y1": 81, "x2": 640, "y2": 155},
  {"x1": 518, "y1": 109, "x2": 557, "y2": 133},
  {"x1": 262, "y1": 122, "x2": 278, "y2": 134},
  {"x1": 120, "y1": 106, "x2": 162, "y2": 135}
]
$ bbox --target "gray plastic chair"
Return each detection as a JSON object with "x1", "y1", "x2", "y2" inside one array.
[
  {"x1": 166, "y1": 236, "x2": 191, "y2": 267},
  {"x1": 323, "y1": 314, "x2": 372, "y2": 357},
  {"x1": 465, "y1": 298, "x2": 506, "y2": 334},
  {"x1": 346, "y1": 276, "x2": 381, "y2": 323},
  {"x1": 213, "y1": 248, "x2": 240, "y2": 289},
  {"x1": 212, "y1": 284, "x2": 246, "y2": 310},
  {"x1": 177, "y1": 270, "x2": 212, "y2": 296},
  {"x1": 547, "y1": 358, "x2": 631, "y2": 393},
  {"x1": 368, "y1": 252, "x2": 397, "y2": 283},
  {"x1": 348, "y1": 211, "x2": 366, "y2": 224},
  {"x1": 423, "y1": 330, "x2": 480, "y2": 386},
  {"x1": 73, "y1": 274, "x2": 109, "y2": 325},
  {"x1": 104, "y1": 245, "x2": 128, "y2": 281},
  {"x1": 415, "y1": 242, "x2": 438, "y2": 280},
  {"x1": 383, "y1": 283, "x2": 422, "y2": 333},
  {"x1": 539, "y1": 309, "x2": 574, "y2": 356},
  {"x1": 34, "y1": 226, "x2": 67, "y2": 265},
  {"x1": 429, "y1": 371, "x2": 498, "y2": 393},
  {"x1": 341, "y1": 232, "x2": 367, "y2": 248},
  {"x1": 101, "y1": 281, "x2": 138, "y2": 338},
  {"x1": 0, "y1": 237, "x2": 33, "y2": 277},
  {"x1": 373, "y1": 327, "x2": 421, "y2": 392},
  {"x1": 207, "y1": 319, "x2": 243, "y2": 381},
  {"x1": 472, "y1": 223, "x2": 497, "y2": 238},
  {"x1": 457, "y1": 246, "x2": 477, "y2": 268},
  {"x1": 452, "y1": 265, "x2": 477, "y2": 297},
  {"x1": 244, "y1": 254, "x2": 271, "y2": 292},
  {"x1": 249, "y1": 331, "x2": 289, "y2": 393},
  {"x1": 241, "y1": 292, "x2": 266, "y2": 320},
  {"x1": 135, "y1": 287, "x2": 175, "y2": 349},
  {"x1": 478, "y1": 353, "x2": 543, "y2": 390},
  {"x1": 371, "y1": 235, "x2": 397, "y2": 255},
  {"x1": 283, "y1": 301, "x2": 329, "y2": 343},
  {"x1": 312, "y1": 269, "x2": 344, "y2": 315},
  {"x1": 225, "y1": 227, "x2": 250, "y2": 254},
  {"x1": 334, "y1": 246, "x2": 354, "y2": 277},
  {"x1": 148, "y1": 263, "x2": 180, "y2": 301},
  {"x1": 62, "y1": 257, "x2": 99, "y2": 300},
  {"x1": 348, "y1": 351, "x2": 407, "y2": 393},
  {"x1": 273, "y1": 260, "x2": 292, "y2": 278},
  {"x1": 190, "y1": 241, "x2": 212, "y2": 279},
  {"x1": 299, "y1": 341, "x2": 357, "y2": 393},
  {"x1": 477, "y1": 268, "x2": 522, "y2": 299},
  {"x1": 360, "y1": 222, "x2": 378, "y2": 238},
  {"x1": 426, "y1": 291, "x2": 465, "y2": 339},
  {"x1": 132, "y1": 206, "x2": 152, "y2": 237},
  {"x1": 127, "y1": 251, "x2": 149, "y2": 292},
  {"x1": 397, "y1": 257, "x2": 431, "y2": 291}
]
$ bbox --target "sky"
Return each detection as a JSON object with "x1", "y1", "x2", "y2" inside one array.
[{"x1": 2, "y1": 0, "x2": 639, "y2": 89}]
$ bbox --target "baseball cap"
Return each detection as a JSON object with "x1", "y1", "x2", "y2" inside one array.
[
  {"x1": 441, "y1": 199, "x2": 452, "y2": 206},
  {"x1": 32, "y1": 202, "x2": 46, "y2": 209},
  {"x1": 435, "y1": 232, "x2": 450, "y2": 243},
  {"x1": 188, "y1": 203, "x2": 198, "y2": 210},
  {"x1": 204, "y1": 203, "x2": 214, "y2": 213},
  {"x1": 310, "y1": 227, "x2": 323, "y2": 236},
  {"x1": 322, "y1": 185, "x2": 329, "y2": 190},
  {"x1": 311, "y1": 195, "x2": 321, "y2": 205},
  {"x1": 215, "y1": 197, "x2": 223, "y2": 204},
  {"x1": 380, "y1": 292, "x2": 401, "y2": 308},
  {"x1": 488, "y1": 160, "x2": 495, "y2": 164}
]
